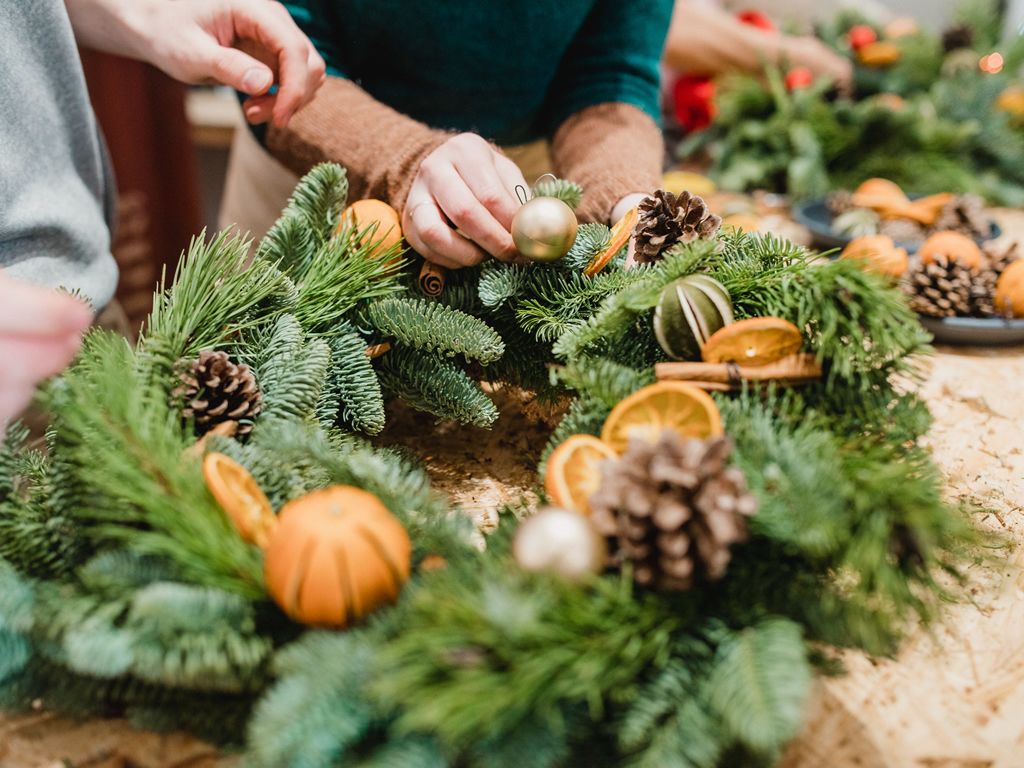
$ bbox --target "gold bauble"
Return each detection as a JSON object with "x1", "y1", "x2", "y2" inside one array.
[
  {"x1": 513, "y1": 507, "x2": 607, "y2": 581},
  {"x1": 512, "y1": 197, "x2": 578, "y2": 263}
]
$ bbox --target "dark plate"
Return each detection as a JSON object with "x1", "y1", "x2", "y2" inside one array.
[
  {"x1": 920, "y1": 316, "x2": 1024, "y2": 346},
  {"x1": 792, "y1": 199, "x2": 1002, "y2": 254}
]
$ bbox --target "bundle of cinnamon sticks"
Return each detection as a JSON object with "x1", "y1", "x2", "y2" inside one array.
[{"x1": 655, "y1": 353, "x2": 822, "y2": 392}]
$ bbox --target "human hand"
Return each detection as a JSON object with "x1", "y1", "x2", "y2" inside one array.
[
  {"x1": 403, "y1": 134, "x2": 529, "y2": 269},
  {"x1": 67, "y1": 0, "x2": 325, "y2": 127},
  {"x1": 0, "y1": 275, "x2": 92, "y2": 426},
  {"x1": 781, "y1": 36, "x2": 854, "y2": 92}
]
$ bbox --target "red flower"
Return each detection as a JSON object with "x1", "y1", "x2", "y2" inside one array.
[
  {"x1": 785, "y1": 67, "x2": 814, "y2": 91},
  {"x1": 736, "y1": 10, "x2": 776, "y2": 33},
  {"x1": 672, "y1": 75, "x2": 717, "y2": 132},
  {"x1": 847, "y1": 25, "x2": 878, "y2": 51}
]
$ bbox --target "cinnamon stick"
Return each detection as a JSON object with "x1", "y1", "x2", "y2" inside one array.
[
  {"x1": 418, "y1": 261, "x2": 446, "y2": 297},
  {"x1": 656, "y1": 353, "x2": 822, "y2": 390},
  {"x1": 365, "y1": 342, "x2": 392, "y2": 359}
]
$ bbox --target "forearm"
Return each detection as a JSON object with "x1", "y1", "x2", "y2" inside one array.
[
  {"x1": 551, "y1": 103, "x2": 663, "y2": 225},
  {"x1": 266, "y1": 77, "x2": 450, "y2": 210},
  {"x1": 63, "y1": 0, "x2": 156, "y2": 61},
  {"x1": 664, "y1": 3, "x2": 781, "y2": 75}
]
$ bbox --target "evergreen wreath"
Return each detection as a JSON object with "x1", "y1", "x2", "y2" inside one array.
[{"x1": 0, "y1": 164, "x2": 977, "y2": 767}]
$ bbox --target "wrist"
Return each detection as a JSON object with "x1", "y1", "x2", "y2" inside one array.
[{"x1": 65, "y1": 0, "x2": 160, "y2": 62}]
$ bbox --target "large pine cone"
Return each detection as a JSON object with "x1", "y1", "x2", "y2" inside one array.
[
  {"x1": 634, "y1": 190, "x2": 722, "y2": 264},
  {"x1": 932, "y1": 195, "x2": 992, "y2": 240},
  {"x1": 174, "y1": 350, "x2": 262, "y2": 437},
  {"x1": 903, "y1": 255, "x2": 977, "y2": 318},
  {"x1": 589, "y1": 432, "x2": 757, "y2": 591}
]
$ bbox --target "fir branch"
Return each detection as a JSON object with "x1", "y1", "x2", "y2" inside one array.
[
  {"x1": 256, "y1": 212, "x2": 317, "y2": 282},
  {"x1": 45, "y1": 332, "x2": 265, "y2": 598},
  {"x1": 377, "y1": 347, "x2": 499, "y2": 428},
  {"x1": 479, "y1": 261, "x2": 531, "y2": 309},
  {"x1": 362, "y1": 297, "x2": 505, "y2": 364},
  {"x1": 253, "y1": 315, "x2": 332, "y2": 424},
  {"x1": 561, "y1": 222, "x2": 612, "y2": 271},
  {"x1": 140, "y1": 230, "x2": 295, "y2": 387},
  {"x1": 532, "y1": 178, "x2": 583, "y2": 210},
  {"x1": 553, "y1": 357, "x2": 655, "y2": 411},
  {"x1": 373, "y1": 565, "x2": 678, "y2": 755},
  {"x1": 706, "y1": 618, "x2": 811, "y2": 757},
  {"x1": 321, "y1": 331, "x2": 387, "y2": 435},
  {"x1": 281, "y1": 162, "x2": 349, "y2": 243},
  {"x1": 293, "y1": 233, "x2": 406, "y2": 334},
  {"x1": 515, "y1": 269, "x2": 635, "y2": 343}
]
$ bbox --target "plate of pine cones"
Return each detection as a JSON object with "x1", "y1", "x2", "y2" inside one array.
[
  {"x1": 792, "y1": 180, "x2": 1001, "y2": 252},
  {"x1": 903, "y1": 241, "x2": 1024, "y2": 346}
]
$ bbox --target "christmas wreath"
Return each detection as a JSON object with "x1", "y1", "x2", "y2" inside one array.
[{"x1": 0, "y1": 165, "x2": 976, "y2": 767}]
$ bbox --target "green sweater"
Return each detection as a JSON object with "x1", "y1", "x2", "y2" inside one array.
[{"x1": 283, "y1": 0, "x2": 673, "y2": 146}]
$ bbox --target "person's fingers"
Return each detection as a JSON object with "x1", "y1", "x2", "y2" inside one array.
[
  {"x1": 242, "y1": 94, "x2": 277, "y2": 125},
  {"x1": 493, "y1": 154, "x2": 530, "y2": 204},
  {"x1": 203, "y1": 41, "x2": 274, "y2": 94},
  {"x1": 0, "y1": 281, "x2": 92, "y2": 338},
  {"x1": 424, "y1": 162, "x2": 518, "y2": 261},
  {"x1": 452, "y1": 150, "x2": 523, "y2": 233},
  {"x1": 404, "y1": 187, "x2": 487, "y2": 268},
  {"x1": 228, "y1": 1, "x2": 318, "y2": 126},
  {"x1": 0, "y1": 333, "x2": 83, "y2": 383}
]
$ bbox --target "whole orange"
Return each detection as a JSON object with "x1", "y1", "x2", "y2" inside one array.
[
  {"x1": 995, "y1": 260, "x2": 1024, "y2": 318},
  {"x1": 919, "y1": 231, "x2": 983, "y2": 271},
  {"x1": 340, "y1": 199, "x2": 403, "y2": 259}
]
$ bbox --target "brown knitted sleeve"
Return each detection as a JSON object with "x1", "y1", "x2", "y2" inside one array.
[
  {"x1": 266, "y1": 76, "x2": 451, "y2": 211},
  {"x1": 550, "y1": 103, "x2": 664, "y2": 224}
]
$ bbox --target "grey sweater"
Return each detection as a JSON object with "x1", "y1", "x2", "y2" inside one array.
[{"x1": 0, "y1": 1, "x2": 118, "y2": 308}]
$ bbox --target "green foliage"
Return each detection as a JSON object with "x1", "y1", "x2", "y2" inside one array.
[
  {"x1": 377, "y1": 347, "x2": 499, "y2": 428},
  {"x1": 362, "y1": 297, "x2": 505, "y2": 364},
  {"x1": 561, "y1": 222, "x2": 612, "y2": 271},
  {"x1": 280, "y1": 162, "x2": 350, "y2": 244},
  {"x1": 43, "y1": 332, "x2": 264, "y2": 599},
  {"x1": 532, "y1": 178, "x2": 583, "y2": 210},
  {"x1": 141, "y1": 231, "x2": 296, "y2": 386},
  {"x1": 707, "y1": 619, "x2": 810, "y2": 757},
  {"x1": 257, "y1": 212, "x2": 317, "y2": 281},
  {"x1": 322, "y1": 331, "x2": 387, "y2": 435},
  {"x1": 251, "y1": 314, "x2": 332, "y2": 424},
  {"x1": 373, "y1": 564, "x2": 678, "y2": 758}
]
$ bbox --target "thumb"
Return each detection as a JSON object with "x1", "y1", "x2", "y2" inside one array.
[{"x1": 205, "y1": 44, "x2": 274, "y2": 95}]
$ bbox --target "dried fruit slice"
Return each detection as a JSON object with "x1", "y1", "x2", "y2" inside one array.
[
  {"x1": 584, "y1": 206, "x2": 638, "y2": 277},
  {"x1": 701, "y1": 317, "x2": 803, "y2": 367},
  {"x1": 601, "y1": 382, "x2": 723, "y2": 454},
  {"x1": 653, "y1": 275, "x2": 734, "y2": 360},
  {"x1": 203, "y1": 452, "x2": 278, "y2": 549},
  {"x1": 545, "y1": 435, "x2": 617, "y2": 516}
]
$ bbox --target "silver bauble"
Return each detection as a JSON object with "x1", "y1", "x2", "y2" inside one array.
[
  {"x1": 513, "y1": 507, "x2": 607, "y2": 581},
  {"x1": 512, "y1": 197, "x2": 578, "y2": 263}
]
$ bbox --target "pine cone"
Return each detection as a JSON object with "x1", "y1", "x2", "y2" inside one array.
[
  {"x1": 634, "y1": 190, "x2": 722, "y2": 264},
  {"x1": 942, "y1": 23, "x2": 974, "y2": 53},
  {"x1": 174, "y1": 350, "x2": 262, "y2": 437},
  {"x1": 971, "y1": 243, "x2": 1021, "y2": 318},
  {"x1": 589, "y1": 432, "x2": 757, "y2": 591},
  {"x1": 903, "y1": 255, "x2": 975, "y2": 318},
  {"x1": 879, "y1": 217, "x2": 926, "y2": 244},
  {"x1": 932, "y1": 195, "x2": 992, "y2": 239}
]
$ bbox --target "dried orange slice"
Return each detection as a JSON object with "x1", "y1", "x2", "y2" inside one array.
[
  {"x1": 701, "y1": 317, "x2": 803, "y2": 367},
  {"x1": 601, "y1": 382, "x2": 723, "y2": 454},
  {"x1": 545, "y1": 435, "x2": 616, "y2": 516},
  {"x1": 203, "y1": 453, "x2": 277, "y2": 549},
  {"x1": 584, "y1": 206, "x2": 638, "y2": 277}
]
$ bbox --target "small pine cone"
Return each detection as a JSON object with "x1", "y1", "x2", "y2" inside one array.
[
  {"x1": 903, "y1": 255, "x2": 975, "y2": 318},
  {"x1": 942, "y1": 23, "x2": 974, "y2": 53},
  {"x1": 173, "y1": 350, "x2": 262, "y2": 437},
  {"x1": 634, "y1": 190, "x2": 722, "y2": 264},
  {"x1": 590, "y1": 431, "x2": 757, "y2": 591},
  {"x1": 878, "y1": 218, "x2": 926, "y2": 244},
  {"x1": 932, "y1": 195, "x2": 992, "y2": 240}
]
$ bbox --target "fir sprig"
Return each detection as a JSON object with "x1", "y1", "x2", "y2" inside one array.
[{"x1": 362, "y1": 297, "x2": 505, "y2": 364}]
